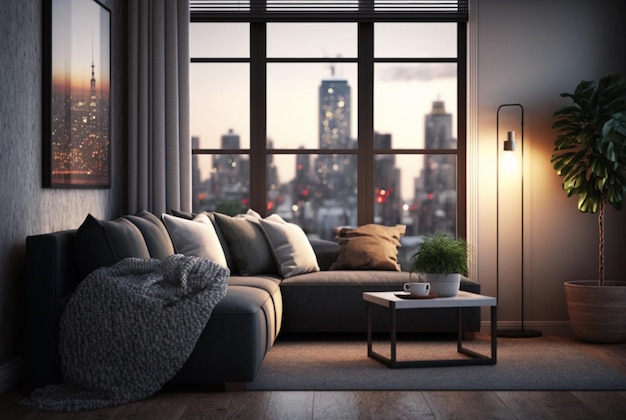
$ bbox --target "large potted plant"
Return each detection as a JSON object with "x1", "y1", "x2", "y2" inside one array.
[
  {"x1": 409, "y1": 232, "x2": 469, "y2": 297},
  {"x1": 551, "y1": 74, "x2": 626, "y2": 343}
]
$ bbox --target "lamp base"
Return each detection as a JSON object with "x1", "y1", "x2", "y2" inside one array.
[{"x1": 497, "y1": 328, "x2": 542, "y2": 338}]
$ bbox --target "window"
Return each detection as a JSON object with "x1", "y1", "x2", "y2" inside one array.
[{"x1": 190, "y1": 1, "x2": 468, "y2": 268}]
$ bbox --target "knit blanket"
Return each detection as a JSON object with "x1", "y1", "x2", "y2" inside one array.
[{"x1": 22, "y1": 254, "x2": 229, "y2": 412}]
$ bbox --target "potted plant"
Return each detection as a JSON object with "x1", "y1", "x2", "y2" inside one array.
[
  {"x1": 409, "y1": 231, "x2": 469, "y2": 297},
  {"x1": 551, "y1": 74, "x2": 626, "y2": 343}
]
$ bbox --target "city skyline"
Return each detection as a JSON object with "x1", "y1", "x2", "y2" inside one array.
[
  {"x1": 190, "y1": 21, "x2": 457, "y2": 200},
  {"x1": 192, "y1": 84, "x2": 456, "y2": 243},
  {"x1": 191, "y1": 66, "x2": 456, "y2": 201}
]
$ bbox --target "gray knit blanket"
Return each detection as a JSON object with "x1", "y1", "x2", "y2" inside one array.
[{"x1": 22, "y1": 254, "x2": 229, "y2": 412}]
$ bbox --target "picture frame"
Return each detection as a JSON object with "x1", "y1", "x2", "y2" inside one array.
[{"x1": 42, "y1": 0, "x2": 111, "y2": 188}]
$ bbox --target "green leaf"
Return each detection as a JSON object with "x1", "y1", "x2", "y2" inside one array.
[{"x1": 552, "y1": 74, "x2": 626, "y2": 215}]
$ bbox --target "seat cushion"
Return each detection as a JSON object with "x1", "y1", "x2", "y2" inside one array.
[
  {"x1": 229, "y1": 275, "x2": 283, "y2": 337},
  {"x1": 169, "y1": 285, "x2": 279, "y2": 384}
]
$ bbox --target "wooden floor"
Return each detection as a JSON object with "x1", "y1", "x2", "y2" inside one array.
[{"x1": 2, "y1": 335, "x2": 625, "y2": 420}]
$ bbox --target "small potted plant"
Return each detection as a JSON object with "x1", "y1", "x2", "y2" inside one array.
[
  {"x1": 551, "y1": 74, "x2": 626, "y2": 343},
  {"x1": 409, "y1": 232, "x2": 469, "y2": 297}
]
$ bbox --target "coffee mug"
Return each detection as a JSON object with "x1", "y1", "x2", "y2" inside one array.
[{"x1": 403, "y1": 282, "x2": 430, "y2": 297}]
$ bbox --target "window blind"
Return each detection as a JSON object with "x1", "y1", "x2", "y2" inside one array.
[{"x1": 190, "y1": 1, "x2": 468, "y2": 22}]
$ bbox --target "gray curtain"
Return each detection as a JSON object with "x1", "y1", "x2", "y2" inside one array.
[{"x1": 127, "y1": 0, "x2": 191, "y2": 215}]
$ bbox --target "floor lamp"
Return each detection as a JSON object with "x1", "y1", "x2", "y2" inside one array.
[{"x1": 496, "y1": 104, "x2": 542, "y2": 338}]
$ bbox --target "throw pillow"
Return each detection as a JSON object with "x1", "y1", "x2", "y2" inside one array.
[
  {"x1": 169, "y1": 209, "x2": 195, "y2": 220},
  {"x1": 75, "y1": 214, "x2": 151, "y2": 279},
  {"x1": 161, "y1": 213, "x2": 228, "y2": 268},
  {"x1": 259, "y1": 214, "x2": 320, "y2": 278},
  {"x1": 124, "y1": 210, "x2": 175, "y2": 260},
  {"x1": 213, "y1": 212, "x2": 277, "y2": 276},
  {"x1": 330, "y1": 224, "x2": 406, "y2": 271}
]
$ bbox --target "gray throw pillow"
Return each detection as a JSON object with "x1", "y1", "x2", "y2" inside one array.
[
  {"x1": 75, "y1": 214, "x2": 151, "y2": 279},
  {"x1": 213, "y1": 212, "x2": 277, "y2": 276},
  {"x1": 123, "y1": 210, "x2": 175, "y2": 260}
]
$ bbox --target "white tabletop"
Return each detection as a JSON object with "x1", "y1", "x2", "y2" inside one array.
[{"x1": 363, "y1": 290, "x2": 496, "y2": 309}]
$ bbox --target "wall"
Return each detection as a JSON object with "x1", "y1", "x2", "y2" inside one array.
[
  {"x1": 0, "y1": 0, "x2": 126, "y2": 382},
  {"x1": 473, "y1": 0, "x2": 626, "y2": 331}
]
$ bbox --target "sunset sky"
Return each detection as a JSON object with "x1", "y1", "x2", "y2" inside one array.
[
  {"x1": 190, "y1": 22, "x2": 458, "y2": 200},
  {"x1": 52, "y1": 0, "x2": 110, "y2": 97}
]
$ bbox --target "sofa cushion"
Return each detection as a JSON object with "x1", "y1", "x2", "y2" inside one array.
[
  {"x1": 258, "y1": 214, "x2": 320, "y2": 278},
  {"x1": 330, "y1": 224, "x2": 406, "y2": 271},
  {"x1": 213, "y1": 212, "x2": 277, "y2": 276},
  {"x1": 161, "y1": 213, "x2": 228, "y2": 268},
  {"x1": 169, "y1": 209, "x2": 195, "y2": 220},
  {"x1": 205, "y1": 212, "x2": 236, "y2": 272},
  {"x1": 124, "y1": 210, "x2": 175, "y2": 260},
  {"x1": 309, "y1": 239, "x2": 341, "y2": 271},
  {"x1": 75, "y1": 214, "x2": 151, "y2": 279}
]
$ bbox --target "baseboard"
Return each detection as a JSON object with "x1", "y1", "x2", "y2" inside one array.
[
  {"x1": 0, "y1": 357, "x2": 23, "y2": 395},
  {"x1": 481, "y1": 321, "x2": 571, "y2": 336}
]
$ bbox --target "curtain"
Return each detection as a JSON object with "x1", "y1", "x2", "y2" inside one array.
[{"x1": 127, "y1": 0, "x2": 191, "y2": 215}]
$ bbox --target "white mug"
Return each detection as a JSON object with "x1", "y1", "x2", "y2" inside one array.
[{"x1": 403, "y1": 282, "x2": 430, "y2": 297}]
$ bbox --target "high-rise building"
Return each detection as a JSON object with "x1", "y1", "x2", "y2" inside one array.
[
  {"x1": 314, "y1": 72, "x2": 357, "y2": 237},
  {"x1": 319, "y1": 76, "x2": 351, "y2": 149},
  {"x1": 316, "y1": 74, "x2": 356, "y2": 198},
  {"x1": 374, "y1": 132, "x2": 401, "y2": 225},
  {"x1": 420, "y1": 100, "x2": 457, "y2": 235},
  {"x1": 210, "y1": 129, "x2": 249, "y2": 210}
]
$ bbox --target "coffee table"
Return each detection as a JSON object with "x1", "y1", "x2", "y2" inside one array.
[{"x1": 362, "y1": 290, "x2": 497, "y2": 368}]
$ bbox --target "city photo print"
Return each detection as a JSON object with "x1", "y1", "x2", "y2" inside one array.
[{"x1": 42, "y1": 0, "x2": 111, "y2": 188}]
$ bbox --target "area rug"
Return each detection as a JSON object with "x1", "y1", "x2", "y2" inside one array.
[{"x1": 245, "y1": 334, "x2": 626, "y2": 391}]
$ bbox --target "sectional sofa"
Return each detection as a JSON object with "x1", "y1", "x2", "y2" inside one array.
[{"x1": 24, "y1": 210, "x2": 481, "y2": 388}]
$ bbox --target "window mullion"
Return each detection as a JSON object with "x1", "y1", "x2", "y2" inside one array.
[
  {"x1": 358, "y1": 21, "x2": 374, "y2": 225},
  {"x1": 250, "y1": 22, "x2": 267, "y2": 215},
  {"x1": 457, "y1": 21, "x2": 467, "y2": 240}
]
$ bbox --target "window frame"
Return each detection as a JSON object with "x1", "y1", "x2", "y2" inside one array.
[{"x1": 191, "y1": 2, "x2": 467, "y2": 238}]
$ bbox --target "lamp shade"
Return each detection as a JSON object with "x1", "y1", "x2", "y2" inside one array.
[{"x1": 504, "y1": 131, "x2": 516, "y2": 151}]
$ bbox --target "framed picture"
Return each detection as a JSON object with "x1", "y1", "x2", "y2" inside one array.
[{"x1": 42, "y1": 0, "x2": 111, "y2": 188}]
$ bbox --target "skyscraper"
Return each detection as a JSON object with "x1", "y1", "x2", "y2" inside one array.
[
  {"x1": 316, "y1": 73, "x2": 356, "y2": 199},
  {"x1": 314, "y1": 71, "x2": 357, "y2": 237},
  {"x1": 420, "y1": 100, "x2": 457, "y2": 235},
  {"x1": 210, "y1": 129, "x2": 249, "y2": 208},
  {"x1": 319, "y1": 76, "x2": 351, "y2": 149}
]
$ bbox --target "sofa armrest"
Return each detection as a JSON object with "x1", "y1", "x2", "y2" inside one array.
[
  {"x1": 24, "y1": 230, "x2": 81, "y2": 388},
  {"x1": 459, "y1": 275, "x2": 481, "y2": 293}
]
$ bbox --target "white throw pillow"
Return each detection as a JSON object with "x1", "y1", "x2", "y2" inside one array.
[
  {"x1": 259, "y1": 214, "x2": 320, "y2": 278},
  {"x1": 162, "y1": 213, "x2": 228, "y2": 269}
]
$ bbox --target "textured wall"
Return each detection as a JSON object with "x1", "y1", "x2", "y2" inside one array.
[
  {"x1": 474, "y1": 0, "x2": 626, "y2": 326},
  {"x1": 0, "y1": 0, "x2": 126, "y2": 366}
]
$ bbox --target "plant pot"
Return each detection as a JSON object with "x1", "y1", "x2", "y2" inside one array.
[
  {"x1": 564, "y1": 280, "x2": 626, "y2": 343},
  {"x1": 422, "y1": 273, "x2": 461, "y2": 297}
]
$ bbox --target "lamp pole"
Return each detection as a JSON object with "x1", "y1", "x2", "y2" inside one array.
[{"x1": 496, "y1": 103, "x2": 541, "y2": 338}]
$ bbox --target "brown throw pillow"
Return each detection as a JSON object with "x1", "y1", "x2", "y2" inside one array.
[{"x1": 330, "y1": 224, "x2": 406, "y2": 271}]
